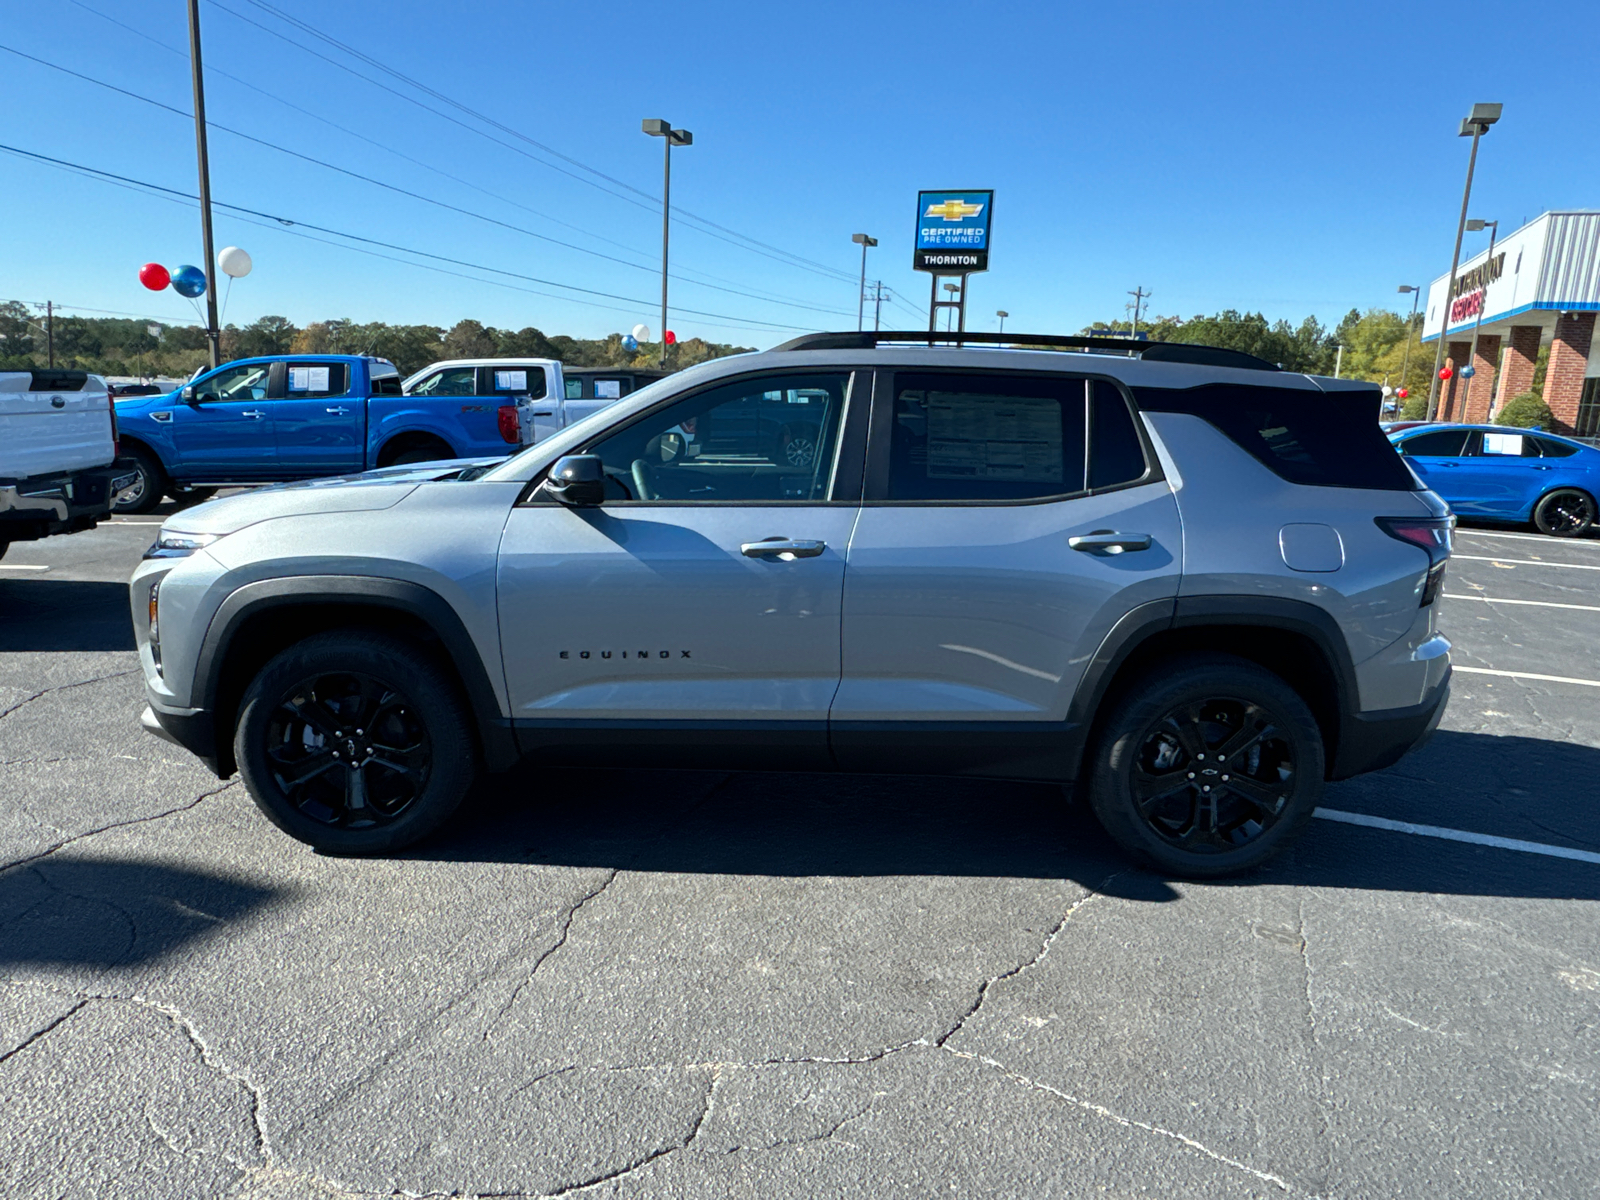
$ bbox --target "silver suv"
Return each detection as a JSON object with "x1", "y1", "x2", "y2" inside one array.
[{"x1": 131, "y1": 332, "x2": 1453, "y2": 876}]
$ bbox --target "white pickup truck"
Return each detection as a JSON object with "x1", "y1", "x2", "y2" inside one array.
[{"x1": 0, "y1": 369, "x2": 135, "y2": 559}]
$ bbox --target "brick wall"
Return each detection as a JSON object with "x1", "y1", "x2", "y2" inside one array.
[
  {"x1": 1545, "y1": 312, "x2": 1596, "y2": 435},
  {"x1": 1439, "y1": 340, "x2": 1472, "y2": 421},
  {"x1": 1495, "y1": 324, "x2": 1542, "y2": 408},
  {"x1": 1461, "y1": 333, "x2": 1501, "y2": 423}
]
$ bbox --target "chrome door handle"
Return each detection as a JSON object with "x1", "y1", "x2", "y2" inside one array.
[
  {"x1": 741, "y1": 538, "x2": 826, "y2": 559},
  {"x1": 532, "y1": 410, "x2": 555, "y2": 417},
  {"x1": 1534, "y1": 465, "x2": 1554, "y2": 470},
  {"x1": 240, "y1": 410, "x2": 266, "y2": 418},
  {"x1": 1068, "y1": 530, "x2": 1152, "y2": 553},
  {"x1": 325, "y1": 406, "x2": 350, "y2": 415}
]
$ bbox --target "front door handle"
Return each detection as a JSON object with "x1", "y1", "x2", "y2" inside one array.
[
  {"x1": 325, "y1": 406, "x2": 350, "y2": 415},
  {"x1": 1534, "y1": 465, "x2": 1554, "y2": 470},
  {"x1": 1068, "y1": 530, "x2": 1153, "y2": 554},
  {"x1": 240, "y1": 410, "x2": 266, "y2": 419},
  {"x1": 741, "y1": 538, "x2": 826, "y2": 559}
]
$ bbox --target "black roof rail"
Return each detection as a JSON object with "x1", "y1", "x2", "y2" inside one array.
[{"x1": 769, "y1": 330, "x2": 1280, "y2": 373}]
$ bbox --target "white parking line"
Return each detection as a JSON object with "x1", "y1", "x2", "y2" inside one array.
[
  {"x1": 1454, "y1": 665, "x2": 1600, "y2": 688},
  {"x1": 1453, "y1": 554, "x2": 1600, "y2": 571},
  {"x1": 1457, "y1": 529, "x2": 1600, "y2": 547},
  {"x1": 1445, "y1": 593, "x2": 1600, "y2": 613},
  {"x1": 1315, "y1": 808, "x2": 1600, "y2": 866},
  {"x1": 107, "y1": 520, "x2": 165, "y2": 526},
  {"x1": 0, "y1": 564, "x2": 50, "y2": 572}
]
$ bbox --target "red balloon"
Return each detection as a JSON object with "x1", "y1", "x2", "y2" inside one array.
[
  {"x1": 139, "y1": 262, "x2": 171, "y2": 291},
  {"x1": 1438, "y1": 366, "x2": 1453, "y2": 380},
  {"x1": 1397, "y1": 387, "x2": 1409, "y2": 399},
  {"x1": 664, "y1": 330, "x2": 677, "y2": 345}
]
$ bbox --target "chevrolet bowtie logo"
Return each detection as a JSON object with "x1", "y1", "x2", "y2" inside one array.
[{"x1": 925, "y1": 199, "x2": 984, "y2": 221}]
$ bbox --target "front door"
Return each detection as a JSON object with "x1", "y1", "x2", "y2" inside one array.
[
  {"x1": 272, "y1": 360, "x2": 364, "y2": 476},
  {"x1": 1394, "y1": 428, "x2": 1471, "y2": 502},
  {"x1": 166, "y1": 361, "x2": 276, "y2": 477},
  {"x1": 1452, "y1": 429, "x2": 1548, "y2": 516},
  {"x1": 496, "y1": 370, "x2": 863, "y2": 766},
  {"x1": 832, "y1": 370, "x2": 1182, "y2": 777}
]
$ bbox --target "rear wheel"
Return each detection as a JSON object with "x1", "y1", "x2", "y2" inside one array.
[
  {"x1": 234, "y1": 630, "x2": 478, "y2": 853},
  {"x1": 112, "y1": 445, "x2": 167, "y2": 514},
  {"x1": 1087, "y1": 654, "x2": 1324, "y2": 878},
  {"x1": 1532, "y1": 488, "x2": 1596, "y2": 537}
]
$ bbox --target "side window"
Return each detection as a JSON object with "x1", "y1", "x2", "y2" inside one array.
[
  {"x1": 1469, "y1": 430, "x2": 1540, "y2": 457},
  {"x1": 1089, "y1": 380, "x2": 1148, "y2": 488},
  {"x1": 585, "y1": 372, "x2": 850, "y2": 503},
  {"x1": 1397, "y1": 430, "x2": 1469, "y2": 457},
  {"x1": 199, "y1": 363, "x2": 270, "y2": 401},
  {"x1": 485, "y1": 366, "x2": 547, "y2": 399},
  {"x1": 565, "y1": 377, "x2": 584, "y2": 400},
  {"x1": 410, "y1": 367, "x2": 477, "y2": 397},
  {"x1": 884, "y1": 372, "x2": 1087, "y2": 502},
  {"x1": 285, "y1": 363, "x2": 350, "y2": 398},
  {"x1": 1535, "y1": 436, "x2": 1580, "y2": 458},
  {"x1": 370, "y1": 374, "x2": 403, "y2": 396}
]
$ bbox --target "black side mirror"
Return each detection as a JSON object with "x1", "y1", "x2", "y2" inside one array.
[
  {"x1": 181, "y1": 385, "x2": 197, "y2": 403},
  {"x1": 545, "y1": 454, "x2": 605, "y2": 506}
]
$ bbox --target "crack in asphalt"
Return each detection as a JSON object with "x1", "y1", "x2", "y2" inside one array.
[
  {"x1": 0, "y1": 667, "x2": 141, "y2": 722},
  {"x1": 0, "y1": 997, "x2": 88, "y2": 1065},
  {"x1": 722, "y1": 1101, "x2": 875, "y2": 1156},
  {"x1": 942, "y1": 1047, "x2": 1297, "y2": 1193},
  {"x1": 0, "y1": 781, "x2": 238, "y2": 874},
  {"x1": 1297, "y1": 893, "x2": 1333, "y2": 1198}
]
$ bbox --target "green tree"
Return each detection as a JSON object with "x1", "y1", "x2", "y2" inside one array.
[{"x1": 442, "y1": 319, "x2": 496, "y2": 359}]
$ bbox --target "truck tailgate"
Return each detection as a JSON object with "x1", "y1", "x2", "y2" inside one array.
[{"x1": 0, "y1": 373, "x2": 115, "y2": 481}]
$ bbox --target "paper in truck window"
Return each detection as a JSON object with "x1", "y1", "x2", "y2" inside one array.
[
  {"x1": 288, "y1": 366, "x2": 329, "y2": 393},
  {"x1": 1482, "y1": 432, "x2": 1524, "y2": 456},
  {"x1": 594, "y1": 379, "x2": 621, "y2": 399},
  {"x1": 925, "y1": 394, "x2": 1063, "y2": 482},
  {"x1": 495, "y1": 369, "x2": 527, "y2": 391}
]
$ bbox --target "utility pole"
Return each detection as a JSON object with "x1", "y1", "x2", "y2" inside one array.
[
  {"x1": 642, "y1": 119, "x2": 693, "y2": 367},
  {"x1": 45, "y1": 301, "x2": 54, "y2": 368},
  {"x1": 868, "y1": 282, "x2": 886, "y2": 332},
  {"x1": 1428, "y1": 103, "x2": 1502, "y2": 419},
  {"x1": 851, "y1": 234, "x2": 877, "y2": 331},
  {"x1": 186, "y1": 0, "x2": 221, "y2": 369},
  {"x1": 1127, "y1": 286, "x2": 1150, "y2": 337}
]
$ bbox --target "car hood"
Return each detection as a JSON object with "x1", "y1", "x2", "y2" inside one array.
[{"x1": 163, "y1": 458, "x2": 505, "y2": 536}]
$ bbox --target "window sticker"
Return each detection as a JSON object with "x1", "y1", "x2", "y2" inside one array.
[
  {"x1": 495, "y1": 369, "x2": 528, "y2": 391},
  {"x1": 1482, "y1": 432, "x2": 1524, "y2": 456},
  {"x1": 925, "y1": 394, "x2": 1063, "y2": 482},
  {"x1": 289, "y1": 366, "x2": 330, "y2": 393},
  {"x1": 594, "y1": 379, "x2": 621, "y2": 399}
]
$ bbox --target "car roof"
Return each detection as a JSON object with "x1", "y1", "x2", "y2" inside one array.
[{"x1": 1390, "y1": 423, "x2": 1590, "y2": 447}]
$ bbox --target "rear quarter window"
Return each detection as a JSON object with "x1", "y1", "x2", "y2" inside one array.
[{"x1": 1137, "y1": 383, "x2": 1418, "y2": 490}]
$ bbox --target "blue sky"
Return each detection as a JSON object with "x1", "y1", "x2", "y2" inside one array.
[{"x1": 3, "y1": 0, "x2": 1598, "y2": 347}]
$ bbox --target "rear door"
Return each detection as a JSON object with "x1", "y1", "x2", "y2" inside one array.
[
  {"x1": 831, "y1": 369, "x2": 1181, "y2": 777},
  {"x1": 271, "y1": 361, "x2": 364, "y2": 476},
  {"x1": 165, "y1": 361, "x2": 277, "y2": 477}
]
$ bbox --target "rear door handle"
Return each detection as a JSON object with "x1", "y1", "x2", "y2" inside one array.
[
  {"x1": 240, "y1": 410, "x2": 266, "y2": 419},
  {"x1": 741, "y1": 538, "x2": 826, "y2": 559},
  {"x1": 1068, "y1": 530, "x2": 1152, "y2": 553},
  {"x1": 325, "y1": 406, "x2": 350, "y2": 415},
  {"x1": 532, "y1": 410, "x2": 555, "y2": 417}
]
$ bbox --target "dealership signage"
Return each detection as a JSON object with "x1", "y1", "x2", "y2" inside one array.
[
  {"x1": 914, "y1": 190, "x2": 993, "y2": 272},
  {"x1": 1448, "y1": 251, "x2": 1506, "y2": 324}
]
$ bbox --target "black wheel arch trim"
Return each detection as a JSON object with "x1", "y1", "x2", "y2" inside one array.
[{"x1": 193, "y1": 575, "x2": 518, "y2": 774}]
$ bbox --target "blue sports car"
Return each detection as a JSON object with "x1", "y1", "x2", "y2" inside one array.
[{"x1": 1389, "y1": 424, "x2": 1599, "y2": 537}]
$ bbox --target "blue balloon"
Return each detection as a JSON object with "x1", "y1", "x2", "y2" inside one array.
[
  {"x1": 1460, "y1": 364, "x2": 1476, "y2": 378},
  {"x1": 171, "y1": 264, "x2": 207, "y2": 298},
  {"x1": 622, "y1": 334, "x2": 638, "y2": 352}
]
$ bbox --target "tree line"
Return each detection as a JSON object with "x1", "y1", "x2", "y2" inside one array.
[{"x1": 0, "y1": 304, "x2": 753, "y2": 378}]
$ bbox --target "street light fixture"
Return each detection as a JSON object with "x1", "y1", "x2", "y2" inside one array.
[
  {"x1": 1396, "y1": 284, "x2": 1421, "y2": 406},
  {"x1": 1460, "y1": 218, "x2": 1499, "y2": 418},
  {"x1": 943, "y1": 282, "x2": 960, "y2": 333},
  {"x1": 1428, "y1": 102, "x2": 1502, "y2": 419},
  {"x1": 996, "y1": 309, "x2": 1009, "y2": 335},
  {"x1": 643, "y1": 119, "x2": 693, "y2": 367},
  {"x1": 851, "y1": 233, "x2": 877, "y2": 331}
]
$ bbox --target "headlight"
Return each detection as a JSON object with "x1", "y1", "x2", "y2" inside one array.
[{"x1": 143, "y1": 531, "x2": 220, "y2": 559}]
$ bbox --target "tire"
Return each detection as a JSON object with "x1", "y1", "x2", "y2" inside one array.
[
  {"x1": 383, "y1": 439, "x2": 455, "y2": 467},
  {"x1": 112, "y1": 445, "x2": 167, "y2": 515},
  {"x1": 1087, "y1": 653, "x2": 1325, "y2": 878},
  {"x1": 234, "y1": 630, "x2": 479, "y2": 854},
  {"x1": 172, "y1": 486, "x2": 217, "y2": 507},
  {"x1": 1532, "y1": 488, "x2": 1596, "y2": 538}
]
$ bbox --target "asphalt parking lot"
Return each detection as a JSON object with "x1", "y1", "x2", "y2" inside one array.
[{"x1": 3, "y1": 510, "x2": 1598, "y2": 1199}]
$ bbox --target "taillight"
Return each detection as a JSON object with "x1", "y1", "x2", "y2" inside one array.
[
  {"x1": 1376, "y1": 516, "x2": 1453, "y2": 606},
  {"x1": 497, "y1": 405, "x2": 519, "y2": 444}
]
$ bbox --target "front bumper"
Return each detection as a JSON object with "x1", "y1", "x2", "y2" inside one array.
[
  {"x1": 0, "y1": 464, "x2": 138, "y2": 541},
  {"x1": 141, "y1": 701, "x2": 229, "y2": 778},
  {"x1": 1330, "y1": 669, "x2": 1450, "y2": 781}
]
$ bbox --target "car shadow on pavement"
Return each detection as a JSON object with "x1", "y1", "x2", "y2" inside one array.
[
  {"x1": 0, "y1": 581, "x2": 135, "y2": 652},
  {"x1": 0, "y1": 857, "x2": 279, "y2": 969},
  {"x1": 415, "y1": 729, "x2": 1600, "y2": 904}
]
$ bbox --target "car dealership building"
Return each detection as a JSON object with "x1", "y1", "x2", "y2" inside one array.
[{"x1": 1422, "y1": 210, "x2": 1600, "y2": 436}]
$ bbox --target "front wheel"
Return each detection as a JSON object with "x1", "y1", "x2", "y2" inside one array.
[
  {"x1": 234, "y1": 630, "x2": 478, "y2": 853},
  {"x1": 1087, "y1": 654, "x2": 1325, "y2": 878},
  {"x1": 112, "y1": 445, "x2": 167, "y2": 515},
  {"x1": 1532, "y1": 488, "x2": 1596, "y2": 537}
]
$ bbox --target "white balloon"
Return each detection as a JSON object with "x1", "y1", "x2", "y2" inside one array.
[
  {"x1": 631, "y1": 323, "x2": 651, "y2": 342},
  {"x1": 217, "y1": 246, "x2": 253, "y2": 278}
]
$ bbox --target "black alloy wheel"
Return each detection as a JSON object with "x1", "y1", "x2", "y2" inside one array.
[
  {"x1": 235, "y1": 631, "x2": 477, "y2": 853},
  {"x1": 1533, "y1": 488, "x2": 1597, "y2": 538},
  {"x1": 1088, "y1": 654, "x2": 1324, "y2": 877}
]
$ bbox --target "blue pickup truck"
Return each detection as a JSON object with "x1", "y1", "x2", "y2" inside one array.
[{"x1": 111, "y1": 353, "x2": 560, "y2": 513}]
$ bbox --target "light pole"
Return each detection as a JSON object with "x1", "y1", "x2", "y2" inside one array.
[
  {"x1": 851, "y1": 233, "x2": 877, "y2": 331},
  {"x1": 1396, "y1": 284, "x2": 1421, "y2": 404},
  {"x1": 1428, "y1": 102, "x2": 1501, "y2": 419},
  {"x1": 187, "y1": 0, "x2": 221, "y2": 369},
  {"x1": 643, "y1": 119, "x2": 692, "y2": 367},
  {"x1": 996, "y1": 309, "x2": 1008, "y2": 335},
  {"x1": 943, "y1": 282, "x2": 960, "y2": 333},
  {"x1": 1459, "y1": 218, "x2": 1499, "y2": 418}
]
